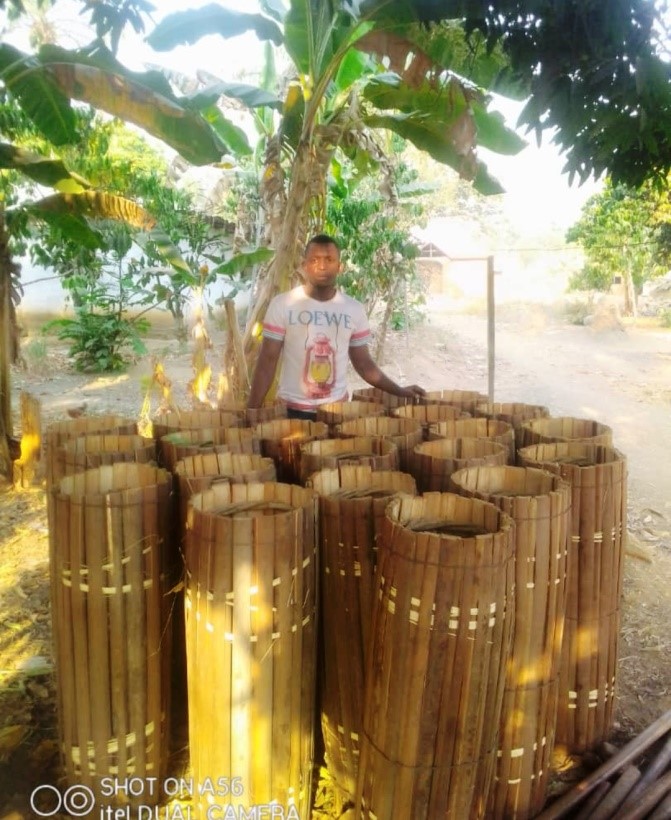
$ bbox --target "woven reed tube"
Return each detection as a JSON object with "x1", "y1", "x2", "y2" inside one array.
[
  {"x1": 307, "y1": 466, "x2": 417, "y2": 803},
  {"x1": 52, "y1": 463, "x2": 173, "y2": 806},
  {"x1": 518, "y1": 417, "x2": 613, "y2": 451},
  {"x1": 152, "y1": 408, "x2": 242, "y2": 441},
  {"x1": 424, "y1": 388, "x2": 489, "y2": 414},
  {"x1": 518, "y1": 443, "x2": 628, "y2": 754},
  {"x1": 46, "y1": 415, "x2": 137, "y2": 492},
  {"x1": 61, "y1": 434, "x2": 156, "y2": 474},
  {"x1": 253, "y1": 418, "x2": 329, "y2": 484},
  {"x1": 159, "y1": 427, "x2": 260, "y2": 471},
  {"x1": 429, "y1": 418, "x2": 516, "y2": 464},
  {"x1": 357, "y1": 492, "x2": 515, "y2": 819},
  {"x1": 299, "y1": 436, "x2": 399, "y2": 484},
  {"x1": 393, "y1": 402, "x2": 470, "y2": 440},
  {"x1": 351, "y1": 386, "x2": 415, "y2": 409},
  {"x1": 337, "y1": 416, "x2": 423, "y2": 472},
  {"x1": 411, "y1": 437, "x2": 508, "y2": 492},
  {"x1": 185, "y1": 482, "x2": 318, "y2": 817},
  {"x1": 475, "y1": 402, "x2": 551, "y2": 455},
  {"x1": 174, "y1": 452, "x2": 276, "y2": 525},
  {"x1": 450, "y1": 465, "x2": 572, "y2": 820},
  {"x1": 316, "y1": 400, "x2": 386, "y2": 434}
]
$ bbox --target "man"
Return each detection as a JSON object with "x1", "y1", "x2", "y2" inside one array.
[{"x1": 247, "y1": 234, "x2": 425, "y2": 419}]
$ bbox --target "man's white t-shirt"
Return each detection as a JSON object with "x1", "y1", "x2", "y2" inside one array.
[{"x1": 262, "y1": 286, "x2": 371, "y2": 410}]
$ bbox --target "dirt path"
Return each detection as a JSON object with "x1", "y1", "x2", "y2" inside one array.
[{"x1": 1, "y1": 304, "x2": 671, "y2": 816}]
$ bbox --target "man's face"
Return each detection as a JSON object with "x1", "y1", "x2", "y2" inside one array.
[{"x1": 302, "y1": 242, "x2": 342, "y2": 288}]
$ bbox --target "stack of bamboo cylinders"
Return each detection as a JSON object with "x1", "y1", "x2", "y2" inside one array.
[
  {"x1": 337, "y1": 416, "x2": 423, "y2": 472},
  {"x1": 315, "y1": 400, "x2": 386, "y2": 434},
  {"x1": 450, "y1": 465, "x2": 572, "y2": 819},
  {"x1": 253, "y1": 418, "x2": 329, "y2": 484},
  {"x1": 299, "y1": 436, "x2": 398, "y2": 484},
  {"x1": 307, "y1": 466, "x2": 417, "y2": 804},
  {"x1": 61, "y1": 434, "x2": 156, "y2": 474},
  {"x1": 424, "y1": 389, "x2": 489, "y2": 414},
  {"x1": 474, "y1": 402, "x2": 550, "y2": 451},
  {"x1": 357, "y1": 492, "x2": 515, "y2": 818},
  {"x1": 518, "y1": 417, "x2": 613, "y2": 450},
  {"x1": 52, "y1": 463, "x2": 173, "y2": 806},
  {"x1": 174, "y1": 451, "x2": 276, "y2": 523},
  {"x1": 518, "y1": 443, "x2": 628, "y2": 754},
  {"x1": 45, "y1": 415, "x2": 137, "y2": 493},
  {"x1": 393, "y1": 402, "x2": 469, "y2": 439},
  {"x1": 351, "y1": 386, "x2": 415, "y2": 409},
  {"x1": 429, "y1": 417, "x2": 516, "y2": 464},
  {"x1": 152, "y1": 408, "x2": 242, "y2": 441},
  {"x1": 159, "y1": 427, "x2": 259, "y2": 471},
  {"x1": 185, "y1": 482, "x2": 318, "y2": 818},
  {"x1": 411, "y1": 437, "x2": 508, "y2": 492}
]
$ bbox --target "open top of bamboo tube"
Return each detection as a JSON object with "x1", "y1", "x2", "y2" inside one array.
[
  {"x1": 153, "y1": 409, "x2": 242, "y2": 440},
  {"x1": 316, "y1": 400, "x2": 386, "y2": 427},
  {"x1": 189, "y1": 480, "x2": 316, "y2": 520},
  {"x1": 308, "y1": 464, "x2": 416, "y2": 497},
  {"x1": 57, "y1": 461, "x2": 171, "y2": 498},
  {"x1": 450, "y1": 464, "x2": 569, "y2": 499},
  {"x1": 519, "y1": 417, "x2": 613, "y2": 447},
  {"x1": 393, "y1": 403, "x2": 469, "y2": 425},
  {"x1": 474, "y1": 401, "x2": 550, "y2": 425},
  {"x1": 518, "y1": 441, "x2": 625, "y2": 470},
  {"x1": 253, "y1": 418, "x2": 329, "y2": 441}
]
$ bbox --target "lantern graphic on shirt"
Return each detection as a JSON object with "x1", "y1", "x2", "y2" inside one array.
[{"x1": 303, "y1": 333, "x2": 336, "y2": 397}]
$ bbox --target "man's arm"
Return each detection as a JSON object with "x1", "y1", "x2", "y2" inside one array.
[
  {"x1": 247, "y1": 337, "x2": 284, "y2": 409},
  {"x1": 348, "y1": 344, "x2": 425, "y2": 399}
]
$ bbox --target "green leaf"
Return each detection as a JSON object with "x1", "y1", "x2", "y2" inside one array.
[
  {"x1": 146, "y1": 5, "x2": 283, "y2": 50},
  {"x1": 0, "y1": 44, "x2": 78, "y2": 145},
  {"x1": 134, "y1": 230, "x2": 194, "y2": 277},
  {"x1": 0, "y1": 143, "x2": 90, "y2": 192},
  {"x1": 471, "y1": 103, "x2": 526, "y2": 155},
  {"x1": 186, "y1": 80, "x2": 281, "y2": 111},
  {"x1": 200, "y1": 105, "x2": 252, "y2": 156},
  {"x1": 37, "y1": 44, "x2": 227, "y2": 165},
  {"x1": 22, "y1": 209, "x2": 104, "y2": 248},
  {"x1": 365, "y1": 111, "x2": 504, "y2": 195},
  {"x1": 28, "y1": 192, "x2": 158, "y2": 230},
  {"x1": 213, "y1": 247, "x2": 274, "y2": 276},
  {"x1": 333, "y1": 48, "x2": 372, "y2": 92}
]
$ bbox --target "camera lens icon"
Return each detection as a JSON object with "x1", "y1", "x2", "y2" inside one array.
[{"x1": 31, "y1": 784, "x2": 96, "y2": 817}]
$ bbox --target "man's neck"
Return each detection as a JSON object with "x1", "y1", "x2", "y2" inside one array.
[{"x1": 303, "y1": 283, "x2": 337, "y2": 302}]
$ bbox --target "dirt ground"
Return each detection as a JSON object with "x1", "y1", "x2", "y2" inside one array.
[{"x1": 1, "y1": 300, "x2": 671, "y2": 818}]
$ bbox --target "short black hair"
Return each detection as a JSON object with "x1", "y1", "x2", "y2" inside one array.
[{"x1": 304, "y1": 234, "x2": 340, "y2": 256}]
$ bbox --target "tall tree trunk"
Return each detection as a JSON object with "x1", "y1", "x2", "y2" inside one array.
[
  {"x1": 623, "y1": 258, "x2": 637, "y2": 320},
  {"x1": 0, "y1": 210, "x2": 14, "y2": 479}
]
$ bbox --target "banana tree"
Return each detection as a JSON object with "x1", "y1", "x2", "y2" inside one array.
[{"x1": 147, "y1": 0, "x2": 525, "y2": 388}]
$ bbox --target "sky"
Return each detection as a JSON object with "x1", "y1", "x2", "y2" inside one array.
[{"x1": 1, "y1": 0, "x2": 601, "y2": 234}]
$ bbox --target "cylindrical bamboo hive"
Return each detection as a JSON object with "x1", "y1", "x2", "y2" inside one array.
[
  {"x1": 174, "y1": 451, "x2": 277, "y2": 524},
  {"x1": 474, "y1": 402, "x2": 550, "y2": 452},
  {"x1": 393, "y1": 402, "x2": 470, "y2": 439},
  {"x1": 517, "y1": 443, "x2": 627, "y2": 754},
  {"x1": 52, "y1": 463, "x2": 173, "y2": 807},
  {"x1": 253, "y1": 418, "x2": 329, "y2": 484},
  {"x1": 234, "y1": 400, "x2": 287, "y2": 424},
  {"x1": 351, "y1": 386, "x2": 415, "y2": 410},
  {"x1": 411, "y1": 437, "x2": 508, "y2": 492},
  {"x1": 337, "y1": 416, "x2": 423, "y2": 472},
  {"x1": 450, "y1": 465, "x2": 572, "y2": 820},
  {"x1": 424, "y1": 388, "x2": 489, "y2": 414},
  {"x1": 307, "y1": 466, "x2": 417, "y2": 804},
  {"x1": 185, "y1": 482, "x2": 318, "y2": 818},
  {"x1": 518, "y1": 417, "x2": 613, "y2": 451},
  {"x1": 356, "y1": 492, "x2": 515, "y2": 819},
  {"x1": 152, "y1": 409, "x2": 242, "y2": 441},
  {"x1": 61, "y1": 434, "x2": 156, "y2": 475},
  {"x1": 299, "y1": 436, "x2": 398, "y2": 484},
  {"x1": 159, "y1": 427, "x2": 260, "y2": 471},
  {"x1": 315, "y1": 400, "x2": 386, "y2": 434},
  {"x1": 46, "y1": 415, "x2": 137, "y2": 492},
  {"x1": 428, "y1": 417, "x2": 516, "y2": 464}
]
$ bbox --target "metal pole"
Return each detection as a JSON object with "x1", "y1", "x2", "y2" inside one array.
[{"x1": 487, "y1": 255, "x2": 495, "y2": 402}]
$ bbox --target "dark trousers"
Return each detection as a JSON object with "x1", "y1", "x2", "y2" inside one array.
[{"x1": 287, "y1": 407, "x2": 317, "y2": 421}]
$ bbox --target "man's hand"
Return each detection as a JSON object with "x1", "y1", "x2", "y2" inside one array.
[{"x1": 398, "y1": 384, "x2": 426, "y2": 401}]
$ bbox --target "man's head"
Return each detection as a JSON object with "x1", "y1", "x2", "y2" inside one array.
[{"x1": 302, "y1": 234, "x2": 342, "y2": 294}]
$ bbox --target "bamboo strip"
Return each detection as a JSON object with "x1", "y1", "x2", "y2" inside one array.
[
  {"x1": 356, "y1": 492, "x2": 515, "y2": 818},
  {"x1": 152, "y1": 408, "x2": 242, "y2": 441},
  {"x1": 315, "y1": 400, "x2": 386, "y2": 434},
  {"x1": 253, "y1": 419, "x2": 328, "y2": 484},
  {"x1": 393, "y1": 402, "x2": 469, "y2": 439},
  {"x1": 474, "y1": 402, "x2": 550, "y2": 452},
  {"x1": 424, "y1": 388, "x2": 489, "y2": 414},
  {"x1": 159, "y1": 426, "x2": 260, "y2": 471},
  {"x1": 430, "y1": 417, "x2": 516, "y2": 463},
  {"x1": 518, "y1": 417, "x2": 613, "y2": 451},
  {"x1": 351, "y1": 386, "x2": 415, "y2": 409}
]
